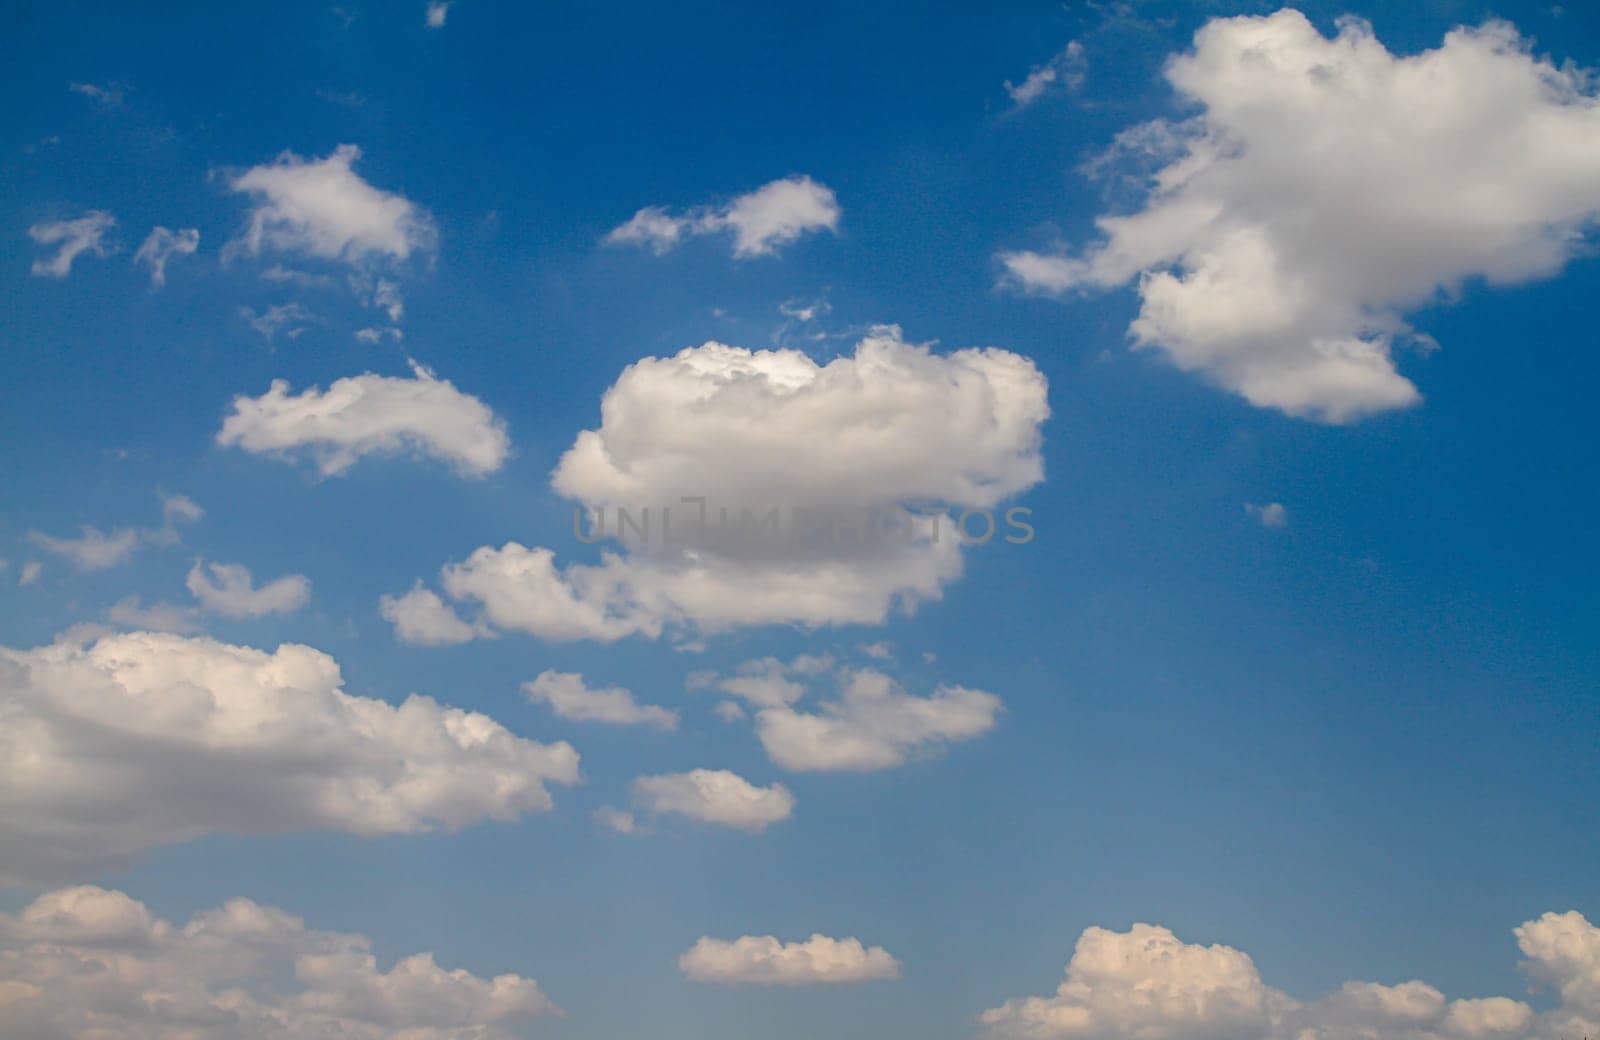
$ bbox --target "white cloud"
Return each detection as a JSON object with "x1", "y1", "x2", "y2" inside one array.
[
  {"x1": 382, "y1": 583, "x2": 485, "y2": 645},
  {"x1": 242, "y1": 301, "x2": 318, "y2": 342},
  {"x1": 678, "y1": 934, "x2": 901, "y2": 987},
  {"x1": 0, "y1": 885, "x2": 557, "y2": 1038},
  {"x1": 229, "y1": 144, "x2": 436, "y2": 264},
  {"x1": 606, "y1": 175, "x2": 841, "y2": 258},
  {"x1": 0, "y1": 629, "x2": 579, "y2": 883},
  {"x1": 18, "y1": 561, "x2": 42, "y2": 587},
  {"x1": 594, "y1": 806, "x2": 637, "y2": 833},
  {"x1": 1005, "y1": 40, "x2": 1087, "y2": 107},
  {"x1": 399, "y1": 327, "x2": 1047, "y2": 643},
  {"x1": 217, "y1": 360, "x2": 510, "y2": 477},
  {"x1": 106, "y1": 595, "x2": 201, "y2": 634},
  {"x1": 186, "y1": 559, "x2": 312, "y2": 618},
  {"x1": 999, "y1": 11, "x2": 1600, "y2": 422},
  {"x1": 426, "y1": 0, "x2": 452, "y2": 28},
  {"x1": 1246, "y1": 502, "x2": 1288, "y2": 528},
  {"x1": 160, "y1": 492, "x2": 204, "y2": 525},
  {"x1": 27, "y1": 211, "x2": 115, "y2": 278},
  {"x1": 524, "y1": 670, "x2": 678, "y2": 729},
  {"x1": 982, "y1": 912, "x2": 1600, "y2": 1040},
  {"x1": 27, "y1": 525, "x2": 139, "y2": 570},
  {"x1": 67, "y1": 81, "x2": 125, "y2": 106},
  {"x1": 133, "y1": 225, "x2": 199, "y2": 287},
  {"x1": 630, "y1": 768, "x2": 793, "y2": 832},
  {"x1": 701, "y1": 657, "x2": 1002, "y2": 772}
]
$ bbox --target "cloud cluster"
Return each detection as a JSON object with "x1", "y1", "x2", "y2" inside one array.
[
  {"x1": 0, "y1": 885, "x2": 557, "y2": 1038},
  {"x1": 629, "y1": 768, "x2": 794, "y2": 832},
  {"x1": 524, "y1": 670, "x2": 678, "y2": 729},
  {"x1": 393, "y1": 327, "x2": 1047, "y2": 643},
  {"x1": 606, "y1": 175, "x2": 841, "y2": 257},
  {"x1": 678, "y1": 933, "x2": 901, "y2": 986},
  {"x1": 0, "y1": 630, "x2": 578, "y2": 883},
  {"x1": 701, "y1": 656, "x2": 1003, "y2": 771},
  {"x1": 981, "y1": 912, "x2": 1600, "y2": 1040},
  {"x1": 217, "y1": 360, "x2": 510, "y2": 477},
  {"x1": 1000, "y1": 11, "x2": 1600, "y2": 422},
  {"x1": 27, "y1": 211, "x2": 115, "y2": 278}
]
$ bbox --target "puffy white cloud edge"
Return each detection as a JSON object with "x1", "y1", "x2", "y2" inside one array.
[
  {"x1": 0, "y1": 885, "x2": 557, "y2": 1038},
  {"x1": 678, "y1": 933, "x2": 902, "y2": 986}
]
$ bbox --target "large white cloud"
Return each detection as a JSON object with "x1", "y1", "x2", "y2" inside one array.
[
  {"x1": 0, "y1": 885, "x2": 557, "y2": 1038},
  {"x1": 699, "y1": 656, "x2": 1003, "y2": 772},
  {"x1": 217, "y1": 360, "x2": 510, "y2": 477},
  {"x1": 394, "y1": 327, "x2": 1047, "y2": 643},
  {"x1": 605, "y1": 175, "x2": 841, "y2": 257},
  {"x1": 228, "y1": 144, "x2": 435, "y2": 264},
  {"x1": 678, "y1": 934, "x2": 901, "y2": 986},
  {"x1": 629, "y1": 768, "x2": 794, "y2": 832},
  {"x1": 981, "y1": 912, "x2": 1600, "y2": 1040},
  {"x1": 0, "y1": 630, "x2": 578, "y2": 884},
  {"x1": 999, "y1": 10, "x2": 1600, "y2": 422},
  {"x1": 27, "y1": 211, "x2": 115, "y2": 278}
]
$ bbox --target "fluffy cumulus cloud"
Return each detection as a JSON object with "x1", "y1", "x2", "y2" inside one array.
[
  {"x1": 186, "y1": 560, "x2": 312, "y2": 618},
  {"x1": 630, "y1": 768, "x2": 794, "y2": 832},
  {"x1": 999, "y1": 11, "x2": 1600, "y2": 422},
  {"x1": 27, "y1": 210, "x2": 115, "y2": 278},
  {"x1": 217, "y1": 360, "x2": 510, "y2": 477},
  {"x1": 133, "y1": 225, "x2": 199, "y2": 287},
  {"x1": 393, "y1": 327, "x2": 1047, "y2": 644},
  {"x1": 228, "y1": 144, "x2": 435, "y2": 264},
  {"x1": 678, "y1": 934, "x2": 902, "y2": 987},
  {"x1": 379, "y1": 583, "x2": 487, "y2": 645},
  {"x1": 981, "y1": 912, "x2": 1600, "y2": 1040},
  {"x1": 523, "y1": 670, "x2": 678, "y2": 729},
  {"x1": 697, "y1": 654, "x2": 1002, "y2": 771},
  {"x1": 0, "y1": 629, "x2": 579, "y2": 884},
  {"x1": 0, "y1": 885, "x2": 557, "y2": 1038},
  {"x1": 606, "y1": 175, "x2": 841, "y2": 257}
]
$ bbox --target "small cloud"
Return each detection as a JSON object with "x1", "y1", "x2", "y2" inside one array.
[
  {"x1": 106, "y1": 596, "x2": 202, "y2": 634},
  {"x1": 1004, "y1": 40, "x2": 1086, "y2": 108},
  {"x1": 241, "y1": 303, "x2": 317, "y2": 343},
  {"x1": 68, "y1": 81, "x2": 126, "y2": 107},
  {"x1": 133, "y1": 227, "x2": 199, "y2": 288},
  {"x1": 28, "y1": 211, "x2": 116, "y2": 278},
  {"x1": 426, "y1": 1, "x2": 452, "y2": 28},
  {"x1": 1245, "y1": 502, "x2": 1289, "y2": 529},
  {"x1": 18, "y1": 561, "x2": 43, "y2": 586},
  {"x1": 779, "y1": 298, "x2": 832, "y2": 323},
  {"x1": 606, "y1": 176, "x2": 840, "y2": 259},
  {"x1": 28, "y1": 526, "x2": 140, "y2": 570},
  {"x1": 594, "y1": 807, "x2": 637, "y2": 833},
  {"x1": 186, "y1": 560, "x2": 311, "y2": 618}
]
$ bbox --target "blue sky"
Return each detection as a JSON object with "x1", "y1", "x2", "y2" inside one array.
[{"x1": 1, "y1": 2, "x2": 1598, "y2": 1039}]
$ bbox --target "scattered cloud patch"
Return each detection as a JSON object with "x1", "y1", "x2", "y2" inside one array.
[
  {"x1": 998, "y1": 11, "x2": 1600, "y2": 422},
  {"x1": 27, "y1": 526, "x2": 140, "y2": 570},
  {"x1": 67, "y1": 81, "x2": 125, "y2": 106},
  {"x1": 381, "y1": 583, "x2": 486, "y2": 645},
  {"x1": 241, "y1": 302, "x2": 317, "y2": 342},
  {"x1": 27, "y1": 211, "x2": 115, "y2": 278},
  {"x1": 217, "y1": 360, "x2": 510, "y2": 477},
  {"x1": 186, "y1": 560, "x2": 312, "y2": 618},
  {"x1": 426, "y1": 0, "x2": 452, "y2": 28},
  {"x1": 106, "y1": 596, "x2": 201, "y2": 634},
  {"x1": 630, "y1": 768, "x2": 794, "y2": 832},
  {"x1": 524, "y1": 670, "x2": 678, "y2": 729},
  {"x1": 0, "y1": 885, "x2": 558, "y2": 1037},
  {"x1": 0, "y1": 629, "x2": 579, "y2": 883},
  {"x1": 133, "y1": 226, "x2": 199, "y2": 287},
  {"x1": 606, "y1": 175, "x2": 840, "y2": 258},
  {"x1": 1005, "y1": 40, "x2": 1087, "y2": 107},
  {"x1": 1246, "y1": 502, "x2": 1288, "y2": 528},
  {"x1": 679, "y1": 934, "x2": 902, "y2": 987}
]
